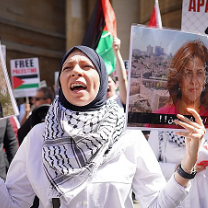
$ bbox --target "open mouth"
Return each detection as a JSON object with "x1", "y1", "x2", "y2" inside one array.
[{"x1": 70, "y1": 83, "x2": 87, "y2": 91}]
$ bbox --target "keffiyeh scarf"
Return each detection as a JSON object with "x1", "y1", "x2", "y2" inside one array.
[
  {"x1": 42, "y1": 98, "x2": 125, "y2": 203},
  {"x1": 158, "y1": 131, "x2": 185, "y2": 161}
]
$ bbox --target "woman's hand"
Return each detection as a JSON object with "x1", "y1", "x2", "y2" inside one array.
[
  {"x1": 112, "y1": 36, "x2": 121, "y2": 53},
  {"x1": 173, "y1": 108, "x2": 205, "y2": 186},
  {"x1": 174, "y1": 108, "x2": 205, "y2": 163}
]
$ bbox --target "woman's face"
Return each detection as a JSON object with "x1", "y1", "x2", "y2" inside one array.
[
  {"x1": 60, "y1": 49, "x2": 100, "y2": 106},
  {"x1": 180, "y1": 57, "x2": 205, "y2": 105},
  {"x1": 106, "y1": 76, "x2": 117, "y2": 99}
]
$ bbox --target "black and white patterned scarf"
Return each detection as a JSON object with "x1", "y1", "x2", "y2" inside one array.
[
  {"x1": 42, "y1": 98, "x2": 125, "y2": 202},
  {"x1": 158, "y1": 131, "x2": 185, "y2": 161}
]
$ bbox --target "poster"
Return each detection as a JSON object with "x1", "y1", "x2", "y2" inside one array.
[
  {"x1": 10, "y1": 57, "x2": 40, "y2": 98},
  {"x1": 126, "y1": 25, "x2": 208, "y2": 130},
  {"x1": 181, "y1": 0, "x2": 208, "y2": 35},
  {"x1": 0, "y1": 44, "x2": 19, "y2": 119}
]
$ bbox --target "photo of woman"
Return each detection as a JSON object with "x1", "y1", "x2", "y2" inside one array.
[
  {"x1": 147, "y1": 40, "x2": 208, "y2": 128},
  {"x1": 127, "y1": 25, "x2": 208, "y2": 129}
]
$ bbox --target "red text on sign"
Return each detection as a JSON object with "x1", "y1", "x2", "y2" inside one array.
[
  {"x1": 188, "y1": 0, "x2": 208, "y2": 12},
  {"x1": 12, "y1": 68, "x2": 37, "y2": 74}
]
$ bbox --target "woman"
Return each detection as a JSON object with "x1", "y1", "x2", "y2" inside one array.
[
  {"x1": 148, "y1": 130, "x2": 208, "y2": 208},
  {"x1": 0, "y1": 45, "x2": 205, "y2": 208},
  {"x1": 148, "y1": 40, "x2": 208, "y2": 128},
  {"x1": 167, "y1": 40, "x2": 208, "y2": 115},
  {"x1": 148, "y1": 41, "x2": 208, "y2": 207}
]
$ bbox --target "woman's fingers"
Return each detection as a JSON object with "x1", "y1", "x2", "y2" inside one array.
[
  {"x1": 174, "y1": 115, "x2": 201, "y2": 132},
  {"x1": 174, "y1": 108, "x2": 205, "y2": 138},
  {"x1": 174, "y1": 119, "x2": 205, "y2": 138},
  {"x1": 186, "y1": 108, "x2": 204, "y2": 126}
]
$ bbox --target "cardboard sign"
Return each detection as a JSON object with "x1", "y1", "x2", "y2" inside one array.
[
  {"x1": 0, "y1": 44, "x2": 19, "y2": 118},
  {"x1": 181, "y1": 0, "x2": 208, "y2": 35},
  {"x1": 10, "y1": 58, "x2": 40, "y2": 98},
  {"x1": 126, "y1": 25, "x2": 208, "y2": 130}
]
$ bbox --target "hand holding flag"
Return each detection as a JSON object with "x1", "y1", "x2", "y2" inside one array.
[{"x1": 112, "y1": 36, "x2": 121, "y2": 52}]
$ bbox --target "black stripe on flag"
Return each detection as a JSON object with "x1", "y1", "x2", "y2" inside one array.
[
  {"x1": 15, "y1": 74, "x2": 38, "y2": 79},
  {"x1": 82, "y1": 0, "x2": 105, "y2": 49}
]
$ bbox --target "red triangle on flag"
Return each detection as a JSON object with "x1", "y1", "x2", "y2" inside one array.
[
  {"x1": 12, "y1": 76, "x2": 24, "y2": 89},
  {"x1": 101, "y1": 0, "x2": 117, "y2": 36},
  {"x1": 149, "y1": 7, "x2": 157, "y2": 27},
  {"x1": 148, "y1": 0, "x2": 162, "y2": 28}
]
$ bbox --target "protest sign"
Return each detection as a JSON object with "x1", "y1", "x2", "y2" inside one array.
[
  {"x1": 10, "y1": 58, "x2": 40, "y2": 98},
  {"x1": 126, "y1": 25, "x2": 208, "y2": 130},
  {"x1": 0, "y1": 44, "x2": 19, "y2": 119},
  {"x1": 181, "y1": 0, "x2": 208, "y2": 35}
]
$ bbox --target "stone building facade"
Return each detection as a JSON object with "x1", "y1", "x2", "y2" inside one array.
[{"x1": 0, "y1": 0, "x2": 182, "y2": 91}]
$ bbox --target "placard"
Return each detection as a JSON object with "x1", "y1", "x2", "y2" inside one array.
[
  {"x1": 0, "y1": 44, "x2": 19, "y2": 119},
  {"x1": 126, "y1": 25, "x2": 208, "y2": 130},
  {"x1": 10, "y1": 58, "x2": 40, "y2": 98}
]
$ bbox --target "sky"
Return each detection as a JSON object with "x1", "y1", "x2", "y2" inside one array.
[{"x1": 130, "y1": 25, "x2": 208, "y2": 56}]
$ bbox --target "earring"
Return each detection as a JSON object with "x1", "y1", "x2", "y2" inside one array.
[
  {"x1": 203, "y1": 85, "x2": 206, "y2": 91},
  {"x1": 203, "y1": 79, "x2": 207, "y2": 91},
  {"x1": 205, "y1": 62, "x2": 208, "y2": 71},
  {"x1": 178, "y1": 87, "x2": 181, "y2": 92}
]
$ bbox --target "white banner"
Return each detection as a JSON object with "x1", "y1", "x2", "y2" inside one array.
[{"x1": 181, "y1": 0, "x2": 208, "y2": 35}]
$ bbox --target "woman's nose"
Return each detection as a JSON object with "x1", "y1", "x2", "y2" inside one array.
[
  {"x1": 71, "y1": 65, "x2": 83, "y2": 77},
  {"x1": 190, "y1": 73, "x2": 197, "y2": 84}
]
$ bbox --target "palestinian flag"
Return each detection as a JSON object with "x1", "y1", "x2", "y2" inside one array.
[
  {"x1": 12, "y1": 74, "x2": 39, "y2": 89},
  {"x1": 82, "y1": 0, "x2": 117, "y2": 74},
  {"x1": 148, "y1": 0, "x2": 162, "y2": 28}
]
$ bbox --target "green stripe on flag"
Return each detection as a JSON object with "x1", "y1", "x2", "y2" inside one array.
[
  {"x1": 96, "y1": 31, "x2": 116, "y2": 75},
  {"x1": 16, "y1": 83, "x2": 39, "y2": 89}
]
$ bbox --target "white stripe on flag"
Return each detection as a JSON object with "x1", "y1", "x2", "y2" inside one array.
[
  {"x1": 22, "y1": 78, "x2": 39, "y2": 84},
  {"x1": 155, "y1": 0, "x2": 162, "y2": 29}
]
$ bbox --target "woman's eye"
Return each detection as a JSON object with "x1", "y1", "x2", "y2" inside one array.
[
  {"x1": 184, "y1": 71, "x2": 191, "y2": 76},
  {"x1": 197, "y1": 71, "x2": 205, "y2": 76},
  {"x1": 63, "y1": 66, "x2": 73, "y2": 71},
  {"x1": 83, "y1": 65, "x2": 93, "y2": 69}
]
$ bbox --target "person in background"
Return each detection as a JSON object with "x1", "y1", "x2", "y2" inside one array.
[
  {"x1": 17, "y1": 87, "x2": 55, "y2": 145},
  {"x1": 148, "y1": 130, "x2": 208, "y2": 207},
  {"x1": 17, "y1": 97, "x2": 33, "y2": 125},
  {"x1": 0, "y1": 102, "x2": 18, "y2": 181},
  {"x1": 31, "y1": 87, "x2": 54, "y2": 109},
  {"x1": 142, "y1": 131, "x2": 150, "y2": 141},
  {"x1": 147, "y1": 40, "x2": 208, "y2": 207},
  {"x1": 0, "y1": 45, "x2": 205, "y2": 208},
  {"x1": 107, "y1": 36, "x2": 128, "y2": 110},
  {"x1": 20, "y1": 87, "x2": 54, "y2": 126},
  {"x1": 9, "y1": 116, "x2": 20, "y2": 140}
]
